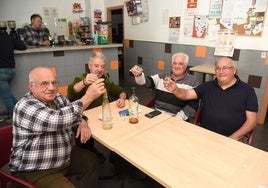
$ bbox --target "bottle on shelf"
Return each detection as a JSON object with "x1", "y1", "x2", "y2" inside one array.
[
  {"x1": 102, "y1": 92, "x2": 113, "y2": 130},
  {"x1": 128, "y1": 87, "x2": 139, "y2": 124}
]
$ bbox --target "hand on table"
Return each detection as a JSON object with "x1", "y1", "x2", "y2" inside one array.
[{"x1": 116, "y1": 98, "x2": 125, "y2": 108}]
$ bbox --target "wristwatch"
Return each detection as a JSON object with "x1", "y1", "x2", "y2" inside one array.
[{"x1": 81, "y1": 115, "x2": 88, "y2": 122}]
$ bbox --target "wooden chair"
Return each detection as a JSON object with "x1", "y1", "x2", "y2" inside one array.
[{"x1": 0, "y1": 125, "x2": 36, "y2": 188}]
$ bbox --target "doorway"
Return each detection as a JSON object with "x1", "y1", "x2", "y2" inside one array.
[{"x1": 107, "y1": 6, "x2": 125, "y2": 85}]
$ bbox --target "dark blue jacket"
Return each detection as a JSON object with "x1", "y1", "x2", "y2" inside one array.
[{"x1": 0, "y1": 32, "x2": 26, "y2": 68}]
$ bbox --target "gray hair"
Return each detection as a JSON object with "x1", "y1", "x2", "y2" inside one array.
[
  {"x1": 217, "y1": 57, "x2": 236, "y2": 68},
  {"x1": 88, "y1": 52, "x2": 106, "y2": 64},
  {"x1": 171, "y1": 52, "x2": 189, "y2": 66}
]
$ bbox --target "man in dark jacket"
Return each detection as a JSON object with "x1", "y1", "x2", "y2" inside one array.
[{"x1": 0, "y1": 31, "x2": 26, "y2": 120}]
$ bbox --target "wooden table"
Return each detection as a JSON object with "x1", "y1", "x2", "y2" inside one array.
[
  {"x1": 114, "y1": 117, "x2": 268, "y2": 188},
  {"x1": 190, "y1": 63, "x2": 215, "y2": 81},
  {"x1": 83, "y1": 101, "x2": 171, "y2": 150},
  {"x1": 190, "y1": 63, "x2": 215, "y2": 74}
]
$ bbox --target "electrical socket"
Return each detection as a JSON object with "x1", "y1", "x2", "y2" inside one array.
[{"x1": 261, "y1": 52, "x2": 266, "y2": 59}]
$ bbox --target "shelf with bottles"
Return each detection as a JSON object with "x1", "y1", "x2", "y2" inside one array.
[{"x1": 73, "y1": 25, "x2": 93, "y2": 44}]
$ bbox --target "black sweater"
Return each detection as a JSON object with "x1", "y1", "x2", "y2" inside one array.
[{"x1": 0, "y1": 32, "x2": 26, "y2": 68}]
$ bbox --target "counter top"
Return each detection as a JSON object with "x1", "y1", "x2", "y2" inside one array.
[{"x1": 14, "y1": 43, "x2": 123, "y2": 54}]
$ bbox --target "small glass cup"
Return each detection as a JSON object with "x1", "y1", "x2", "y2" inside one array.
[{"x1": 164, "y1": 76, "x2": 172, "y2": 84}]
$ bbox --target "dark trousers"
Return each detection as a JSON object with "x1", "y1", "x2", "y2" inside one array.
[{"x1": 13, "y1": 146, "x2": 99, "y2": 188}]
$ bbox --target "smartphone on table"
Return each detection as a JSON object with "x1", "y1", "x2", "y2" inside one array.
[{"x1": 145, "y1": 110, "x2": 161, "y2": 118}]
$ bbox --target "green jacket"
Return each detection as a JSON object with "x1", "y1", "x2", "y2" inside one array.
[{"x1": 67, "y1": 73, "x2": 126, "y2": 110}]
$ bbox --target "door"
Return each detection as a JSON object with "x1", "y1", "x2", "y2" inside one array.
[{"x1": 107, "y1": 6, "x2": 125, "y2": 84}]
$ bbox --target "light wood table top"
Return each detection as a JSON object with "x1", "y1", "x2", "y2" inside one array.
[
  {"x1": 190, "y1": 63, "x2": 215, "y2": 74},
  {"x1": 114, "y1": 117, "x2": 268, "y2": 188},
  {"x1": 83, "y1": 101, "x2": 171, "y2": 150}
]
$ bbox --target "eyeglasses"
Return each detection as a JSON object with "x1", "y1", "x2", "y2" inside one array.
[
  {"x1": 215, "y1": 66, "x2": 233, "y2": 72},
  {"x1": 31, "y1": 81, "x2": 59, "y2": 88}
]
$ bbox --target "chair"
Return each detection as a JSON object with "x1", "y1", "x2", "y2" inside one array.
[
  {"x1": 193, "y1": 107, "x2": 202, "y2": 125},
  {"x1": 0, "y1": 125, "x2": 35, "y2": 188},
  {"x1": 193, "y1": 107, "x2": 253, "y2": 145},
  {"x1": 145, "y1": 97, "x2": 155, "y2": 108},
  {"x1": 58, "y1": 85, "x2": 68, "y2": 96}
]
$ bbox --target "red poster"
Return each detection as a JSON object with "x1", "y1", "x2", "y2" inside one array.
[{"x1": 187, "y1": 0, "x2": 197, "y2": 8}]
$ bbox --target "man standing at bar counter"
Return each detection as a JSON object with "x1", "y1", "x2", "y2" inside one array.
[
  {"x1": 23, "y1": 14, "x2": 50, "y2": 46},
  {"x1": 9, "y1": 67, "x2": 105, "y2": 188},
  {"x1": 164, "y1": 57, "x2": 258, "y2": 141},
  {"x1": 0, "y1": 30, "x2": 26, "y2": 122},
  {"x1": 130, "y1": 52, "x2": 199, "y2": 121}
]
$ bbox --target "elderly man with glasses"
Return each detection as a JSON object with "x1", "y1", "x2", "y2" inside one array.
[
  {"x1": 9, "y1": 67, "x2": 105, "y2": 188},
  {"x1": 164, "y1": 57, "x2": 258, "y2": 142}
]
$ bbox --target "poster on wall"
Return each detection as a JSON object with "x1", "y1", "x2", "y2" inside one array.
[
  {"x1": 126, "y1": 0, "x2": 143, "y2": 16},
  {"x1": 169, "y1": 17, "x2": 180, "y2": 28},
  {"x1": 209, "y1": 0, "x2": 222, "y2": 18},
  {"x1": 219, "y1": 0, "x2": 268, "y2": 36},
  {"x1": 169, "y1": 17, "x2": 180, "y2": 43},
  {"x1": 214, "y1": 29, "x2": 236, "y2": 57},
  {"x1": 130, "y1": 0, "x2": 149, "y2": 25},
  {"x1": 192, "y1": 15, "x2": 208, "y2": 38}
]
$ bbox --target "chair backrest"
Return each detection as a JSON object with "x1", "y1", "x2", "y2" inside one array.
[
  {"x1": 145, "y1": 97, "x2": 155, "y2": 108},
  {"x1": 58, "y1": 85, "x2": 68, "y2": 96},
  {"x1": 0, "y1": 125, "x2": 13, "y2": 168},
  {"x1": 193, "y1": 107, "x2": 202, "y2": 125}
]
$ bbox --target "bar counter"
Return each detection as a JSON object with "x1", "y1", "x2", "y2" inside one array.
[{"x1": 14, "y1": 43, "x2": 123, "y2": 54}]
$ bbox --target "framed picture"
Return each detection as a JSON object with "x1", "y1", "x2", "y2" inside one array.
[{"x1": 126, "y1": 0, "x2": 143, "y2": 16}]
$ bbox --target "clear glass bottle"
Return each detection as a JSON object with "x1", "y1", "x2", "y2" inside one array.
[
  {"x1": 128, "y1": 87, "x2": 139, "y2": 124},
  {"x1": 102, "y1": 92, "x2": 113, "y2": 130}
]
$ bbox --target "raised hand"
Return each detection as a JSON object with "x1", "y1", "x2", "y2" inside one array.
[
  {"x1": 84, "y1": 73, "x2": 98, "y2": 85},
  {"x1": 129, "y1": 65, "x2": 143, "y2": 77}
]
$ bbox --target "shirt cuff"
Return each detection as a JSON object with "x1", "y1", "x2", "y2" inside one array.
[
  {"x1": 175, "y1": 110, "x2": 188, "y2": 121},
  {"x1": 135, "y1": 73, "x2": 146, "y2": 85}
]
